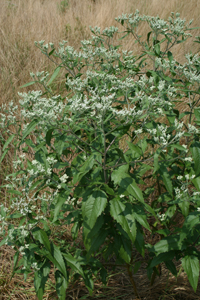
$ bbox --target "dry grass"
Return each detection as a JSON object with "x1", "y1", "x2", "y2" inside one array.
[
  {"x1": 0, "y1": 0, "x2": 200, "y2": 299},
  {"x1": 0, "y1": 0, "x2": 199, "y2": 105}
]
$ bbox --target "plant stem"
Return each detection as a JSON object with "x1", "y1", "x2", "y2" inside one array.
[{"x1": 126, "y1": 263, "x2": 141, "y2": 299}]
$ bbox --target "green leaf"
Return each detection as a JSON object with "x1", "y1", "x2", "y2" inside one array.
[
  {"x1": 86, "y1": 228, "x2": 108, "y2": 258},
  {"x1": 62, "y1": 252, "x2": 84, "y2": 277},
  {"x1": 72, "y1": 155, "x2": 95, "y2": 185},
  {"x1": 34, "y1": 261, "x2": 51, "y2": 300},
  {"x1": 112, "y1": 166, "x2": 144, "y2": 203},
  {"x1": 110, "y1": 199, "x2": 137, "y2": 243},
  {"x1": 167, "y1": 51, "x2": 173, "y2": 63},
  {"x1": 150, "y1": 235, "x2": 183, "y2": 255},
  {"x1": 7, "y1": 190, "x2": 22, "y2": 196},
  {"x1": 153, "y1": 152, "x2": 160, "y2": 173},
  {"x1": 135, "y1": 228, "x2": 145, "y2": 257},
  {"x1": 52, "y1": 244, "x2": 68, "y2": 279},
  {"x1": 154, "y1": 43, "x2": 160, "y2": 56},
  {"x1": 0, "y1": 238, "x2": 7, "y2": 247},
  {"x1": 165, "y1": 260, "x2": 177, "y2": 276},
  {"x1": 82, "y1": 189, "x2": 107, "y2": 231},
  {"x1": 190, "y1": 142, "x2": 200, "y2": 176},
  {"x1": 20, "y1": 81, "x2": 36, "y2": 88},
  {"x1": 21, "y1": 119, "x2": 38, "y2": 141},
  {"x1": 53, "y1": 194, "x2": 68, "y2": 222},
  {"x1": 126, "y1": 142, "x2": 142, "y2": 158},
  {"x1": 178, "y1": 198, "x2": 190, "y2": 217},
  {"x1": 133, "y1": 205, "x2": 151, "y2": 231},
  {"x1": 47, "y1": 66, "x2": 61, "y2": 86},
  {"x1": 148, "y1": 251, "x2": 175, "y2": 270},
  {"x1": 118, "y1": 235, "x2": 132, "y2": 263},
  {"x1": 182, "y1": 255, "x2": 199, "y2": 292},
  {"x1": 46, "y1": 129, "x2": 54, "y2": 146},
  {"x1": 160, "y1": 164, "x2": 173, "y2": 196},
  {"x1": 182, "y1": 212, "x2": 200, "y2": 234},
  {"x1": 55, "y1": 270, "x2": 68, "y2": 300},
  {"x1": 194, "y1": 108, "x2": 200, "y2": 121},
  {"x1": 11, "y1": 251, "x2": 20, "y2": 279},
  {"x1": 0, "y1": 148, "x2": 8, "y2": 164},
  {"x1": 32, "y1": 228, "x2": 51, "y2": 253},
  {"x1": 192, "y1": 176, "x2": 200, "y2": 191},
  {"x1": 2, "y1": 134, "x2": 15, "y2": 151}
]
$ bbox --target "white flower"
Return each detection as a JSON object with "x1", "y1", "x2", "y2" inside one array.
[
  {"x1": 60, "y1": 174, "x2": 69, "y2": 183},
  {"x1": 184, "y1": 157, "x2": 193, "y2": 162}
]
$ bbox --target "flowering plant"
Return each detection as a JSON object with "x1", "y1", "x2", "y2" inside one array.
[{"x1": 1, "y1": 11, "x2": 200, "y2": 299}]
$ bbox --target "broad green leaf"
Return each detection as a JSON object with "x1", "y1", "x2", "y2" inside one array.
[
  {"x1": 133, "y1": 208, "x2": 151, "y2": 231},
  {"x1": 46, "y1": 129, "x2": 54, "y2": 146},
  {"x1": 83, "y1": 214, "x2": 104, "y2": 250},
  {"x1": 53, "y1": 194, "x2": 68, "y2": 222},
  {"x1": 194, "y1": 108, "x2": 200, "y2": 122},
  {"x1": 118, "y1": 235, "x2": 132, "y2": 263},
  {"x1": 62, "y1": 252, "x2": 84, "y2": 277},
  {"x1": 154, "y1": 43, "x2": 160, "y2": 56},
  {"x1": 34, "y1": 261, "x2": 51, "y2": 300},
  {"x1": 167, "y1": 51, "x2": 173, "y2": 63},
  {"x1": 2, "y1": 134, "x2": 15, "y2": 151},
  {"x1": 148, "y1": 251, "x2": 175, "y2": 269},
  {"x1": 190, "y1": 142, "x2": 200, "y2": 176},
  {"x1": 160, "y1": 165, "x2": 173, "y2": 196},
  {"x1": 21, "y1": 119, "x2": 38, "y2": 141},
  {"x1": 135, "y1": 228, "x2": 145, "y2": 257},
  {"x1": 112, "y1": 166, "x2": 144, "y2": 203},
  {"x1": 165, "y1": 260, "x2": 177, "y2": 276},
  {"x1": 153, "y1": 152, "x2": 159, "y2": 173},
  {"x1": 8, "y1": 212, "x2": 23, "y2": 218},
  {"x1": 110, "y1": 199, "x2": 137, "y2": 243},
  {"x1": 47, "y1": 66, "x2": 61, "y2": 86},
  {"x1": 32, "y1": 227, "x2": 51, "y2": 253},
  {"x1": 86, "y1": 228, "x2": 108, "y2": 258},
  {"x1": 182, "y1": 212, "x2": 200, "y2": 234},
  {"x1": 11, "y1": 251, "x2": 20, "y2": 279},
  {"x1": 192, "y1": 176, "x2": 200, "y2": 191},
  {"x1": 55, "y1": 270, "x2": 68, "y2": 300},
  {"x1": 126, "y1": 141, "x2": 142, "y2": 158},
  {"x1": 0, "y1": 148, "x2": 8, "y2": 164},
  {"x1": 72, "y1": 155, "x2": 95, "y2": 185},
  {"x1": 52, "y1": 244, "x2": 68, "y2": 279},
  {"x1": 182, "y1": 255, "x2": 199, "y2": 292},
  {"x1": 7, "y1": 190, "x2": 22, "y2": 196},
  {"x1": 0, "y1": 238, "x2": 7, "y2": 247},
  {"x1": 178, "y1": 198, "x2": 189, "y2": 217},
  {"x1": 171, "y1": 144, "x2": 188, "y2": 152},
  {"x1": 150, "y1": 235, "x2": 183, "y2": 255},
  {"x1": 82, "y1": 189, "x2": 107, "y2": 230}
]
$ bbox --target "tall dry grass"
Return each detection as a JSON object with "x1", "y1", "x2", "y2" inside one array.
[{"x1": 0, "y1": 0, "x2": 199, "y2": 105}]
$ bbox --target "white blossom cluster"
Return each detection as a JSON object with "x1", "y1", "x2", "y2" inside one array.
[
  {"x1": 116, "y1": 11, "x2": 192, "y2": 39},
  {"x1": 175, "y1": 53, "x2": 200, "y2": 84},
  {"x1": 147, "y1": 121, "x2": 185, "y2": 148},
  {"x1": 18, "y1": 91, "x2": 66, "y2": 130}
]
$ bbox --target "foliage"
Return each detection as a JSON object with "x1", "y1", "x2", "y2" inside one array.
[
  {"x1": 57, "y1": 0, "x2": 69, "y2": 13},
  {"x1": 0, "y1": 11, "x2": 200, "y2": 299}
]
